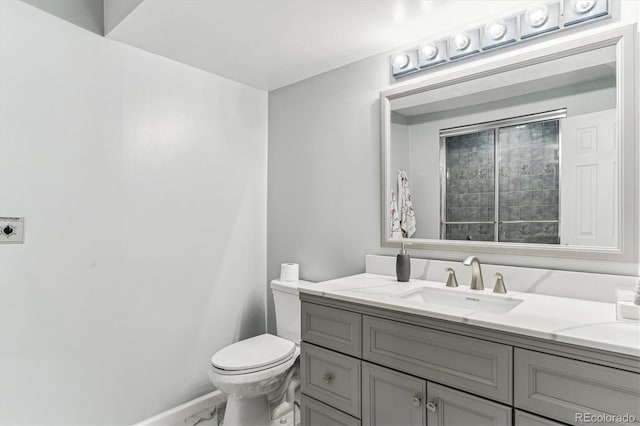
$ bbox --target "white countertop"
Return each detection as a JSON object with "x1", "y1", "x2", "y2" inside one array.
[{"x1": 299, "y1": 273, "x2": 640, "y2": 357}]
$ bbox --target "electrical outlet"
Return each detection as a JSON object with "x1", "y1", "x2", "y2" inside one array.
[{"x1": 0, "y1": 217, "x2": 25, "y2": 244}]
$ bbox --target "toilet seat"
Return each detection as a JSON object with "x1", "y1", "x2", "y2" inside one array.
[{"x1": 210, "y1": 334, "x2": 296, "y2": 375}]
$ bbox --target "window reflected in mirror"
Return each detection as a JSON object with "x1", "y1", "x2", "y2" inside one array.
[{"x1": 442, "y1": 115, "x2": 561, "y2": 244}]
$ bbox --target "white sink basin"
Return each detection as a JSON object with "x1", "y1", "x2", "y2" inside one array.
[{"x1": 392, "y1": 286, "x2": 523, "y2": 314}]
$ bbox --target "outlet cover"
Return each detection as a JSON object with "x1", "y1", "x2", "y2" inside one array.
[{"x1": 0, "y1": 217, "x2": 25, "y2": 244}]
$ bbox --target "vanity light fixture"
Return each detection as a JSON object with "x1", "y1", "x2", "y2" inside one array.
[
  {"x1": 573, "y1": 0, "x2": 596, "y2": 13},
  {"x1": 448, "y1": 29, "x2": 480, "y2": 60},
  {"x1": 525, "y1": 4, "x2": 549, "y2": 28},
  {"x1": 452, "y1": 33, "x2": 471, "y2": 51},
  {"x1": 520, "y1": 2, "x2": 560, "y2": 39},
  {"x1": 389, "y1": 0, "x2": 610, "y2": 78},
  {"x1": 421, "y1": 43, "x2": 439, "y2": 60},
  {"x1": 564, "y1": 0, "x2": 608, "y2": 26},
  {"x1": 390, "y1": 50, "x2": 418, "y2": 76},
  {"x1": 418, "y1": 40, "x2": 448, "y2": 68},
  {"x1": 482, "y1": 17, "x2": 517, "y2": 50},
  {"x1": 391, "y1": 52, "x2": 410, "y2": 68},
  {"x1": 486, "y1": 22, "x2": 507, "y2": 40}
]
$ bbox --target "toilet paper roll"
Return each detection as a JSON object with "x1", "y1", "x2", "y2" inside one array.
[{"x1": 280, "y1": 263, "x2": 299, "y2": 282}]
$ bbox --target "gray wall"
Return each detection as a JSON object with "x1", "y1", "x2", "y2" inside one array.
[
  {"x1": 267, "y1": 55, "x2": 399, "y2": 331},
  {"x1": 20, "y1": 0, "x2": 104, "y2": 34}
]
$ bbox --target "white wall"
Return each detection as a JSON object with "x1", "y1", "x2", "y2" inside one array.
[
  {"x1": 104, "y1": 0, "x2": 144, "y2": 35},
  {"x1": 0, "y1": 2, "x2": 268, "y2": 424}
]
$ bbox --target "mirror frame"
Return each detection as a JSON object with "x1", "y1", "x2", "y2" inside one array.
[{"x1": 380, "y1": 23, "x2": 637, "y2": 262}]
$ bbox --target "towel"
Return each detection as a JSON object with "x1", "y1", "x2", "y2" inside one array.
[
  {"x1": 397, "y1": 171, "x2": 416, "y2": 238},
  {"x1": 390, "y1": 191, "x2": 402, "y2": 239}
]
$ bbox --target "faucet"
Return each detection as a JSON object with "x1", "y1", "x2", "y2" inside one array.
[{"x1": 463, "y1": 256, "x2": 484, "y2": 290}]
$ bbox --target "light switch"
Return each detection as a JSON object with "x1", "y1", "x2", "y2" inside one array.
[{"x1": 0, "y1": 217, "x2": 25, "y2": 243}]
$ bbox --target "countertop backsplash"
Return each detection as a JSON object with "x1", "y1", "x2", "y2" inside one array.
[{"x1": 365, "y1": 254, "x2": 637, "y2": 304}]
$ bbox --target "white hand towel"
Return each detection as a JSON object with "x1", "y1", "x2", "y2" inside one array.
[{"x1": 398, "y1": 171, "x2": 416, "y2": 238}]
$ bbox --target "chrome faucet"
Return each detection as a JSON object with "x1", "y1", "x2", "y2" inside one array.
[{"x1": 463, "y1": 256, "x2": 484, "y2": 290}]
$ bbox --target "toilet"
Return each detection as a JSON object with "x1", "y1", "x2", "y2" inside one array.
[{"x1": 208, "y1": 279, "x2": 309, "y2": 426}]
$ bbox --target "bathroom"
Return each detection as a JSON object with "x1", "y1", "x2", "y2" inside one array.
[{"x1": 0, "y1": 0, "x2": 638, "y2": 425}]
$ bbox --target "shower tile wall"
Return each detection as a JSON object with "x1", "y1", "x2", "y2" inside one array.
[
  {"x1": 445, "y1": 130, "x2": 495, "y2": 241},
  {"x1": 497, "y1": 121, "x2": 559, "y2": 244},
  {"x1": 444, "y1": 121, "x2": 560, "y2": 244}
]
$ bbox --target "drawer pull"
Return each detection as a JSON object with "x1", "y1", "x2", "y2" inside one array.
[
  {"x1": 411, "y1": 396, "x2": 421, "y2": 407},
  {"x1": 426, "y1": 401, "x2": 438, "y2": 413},
  {"x1": 322, "y1": 373, "x2": 333, "y2": 384}
]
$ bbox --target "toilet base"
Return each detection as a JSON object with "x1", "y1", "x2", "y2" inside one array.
[{"x1": 223, "y1": 395, "x2": 270, "y2": 426}]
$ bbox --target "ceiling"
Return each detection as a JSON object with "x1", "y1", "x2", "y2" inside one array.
[{"x1": 105, "y1": 0, "x2": 533, "y2": 91}]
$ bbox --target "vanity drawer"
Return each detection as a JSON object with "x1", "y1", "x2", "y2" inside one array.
[
  {"x1": 302, "y1": 302, "x2": 362, "y2": 357},
  {"x1": 301, "y1": 395, "x2": 361, "y2": 426},
  {"x1": 515, "y1": 410, "x2": 567, "y2": 426},
  {"x1": 362, "y1": 315, "x2": 512, "y2": 404},
  {"x1": 514, "y1": 349, "x2": 640, "y2": 425},
  {"x1": 301, "y1": 342, "x2": 362, "y2": 418}
]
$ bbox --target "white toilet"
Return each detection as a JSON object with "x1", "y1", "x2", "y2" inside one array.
[{"x1": 209, "y1": 279, "x2": 309, "y2": 426}]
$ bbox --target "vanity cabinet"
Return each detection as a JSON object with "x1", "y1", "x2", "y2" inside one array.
[{"x1": 300, "y1": 299, "x2": 640, "y2": 426}]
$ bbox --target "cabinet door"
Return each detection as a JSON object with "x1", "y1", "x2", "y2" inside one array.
[
  {"x1": 362, "y1": 362, "x2": 426, "y2": 426},
  {"x1": 427, "y1": 382, "x2": 513, "y2": 426}
]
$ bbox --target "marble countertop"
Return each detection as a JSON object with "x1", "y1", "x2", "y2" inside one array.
[{"x1": 299, "y1": 273, "x2": 640, "y2": 357}]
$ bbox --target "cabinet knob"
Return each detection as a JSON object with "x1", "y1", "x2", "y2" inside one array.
[
  {"x1": 426, "y1": 401, "x2": 438, "y2": 413},
  {"x1": 411, "y1": 396, "x2": 421, "y2": 407},
  {"x1": 322, "y1": 373, "x2": 333, "y2": 384}
]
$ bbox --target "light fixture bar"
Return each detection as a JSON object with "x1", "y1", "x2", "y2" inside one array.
[{"x1": 391, "y1": 0, "x2": 609, "y2": 78}]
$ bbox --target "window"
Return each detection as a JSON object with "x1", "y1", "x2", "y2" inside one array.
[{"x1": 441, "y1": 110, "x2": 563, "y2": 244}]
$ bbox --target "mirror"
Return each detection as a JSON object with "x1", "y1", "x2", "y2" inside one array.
[{"x1": 381, "y1": 24, "x2": 637, "y2": 261}]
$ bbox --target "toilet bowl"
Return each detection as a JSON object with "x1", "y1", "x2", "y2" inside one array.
[{"x1": 208, "y1": 279, "x2": 310, "y2": 426}]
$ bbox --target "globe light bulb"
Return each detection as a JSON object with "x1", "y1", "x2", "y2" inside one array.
[
  {"x1": 486, "y1": 22, "x2": 507, "y2": 40},
  {"x1": 421, "y1": 44, "x2": 438, "y2": 60},
  {"x1": 391, "y1": 52, "x2": 410, "y2": 69},
  {"x1": 452, "y1": 33, "x2": 471, "y2": 51},
  {"x1": 572, "y1": 0, "x2": 596, "y2": 13},
  {"x1": 526, "y1": 5, "x2": 549, "y2": 28}
]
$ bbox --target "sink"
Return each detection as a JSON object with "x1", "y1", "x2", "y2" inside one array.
[{"x1": 392, "y1": 286, "x2": 523, "y2": 314}]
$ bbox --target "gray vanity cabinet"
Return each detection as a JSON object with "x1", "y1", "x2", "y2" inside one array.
[
  {"x1": 362, "y1": 362, "x2": 426, "y2": 426},
  {"x1": 300, "y1": 299, "x2": 639, "y2": 426}
]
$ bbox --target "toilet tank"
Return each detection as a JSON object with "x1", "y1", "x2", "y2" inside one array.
[{"x1": 271, "y1": 279, "x2": 311, "y2": 343}]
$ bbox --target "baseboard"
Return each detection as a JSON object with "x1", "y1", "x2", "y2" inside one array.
[{"x1": 135, "y1": 390, "x2": 226, "y2": 426}]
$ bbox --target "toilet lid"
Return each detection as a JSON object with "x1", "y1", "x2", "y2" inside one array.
[{"x1": 210, "y1": 334, "x2": 296, "y2": 372}]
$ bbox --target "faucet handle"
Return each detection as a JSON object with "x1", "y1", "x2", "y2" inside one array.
[
  {"x1": 446, "y1": 268, "x2": 459, "y2": 287},
  {"x1": 493, "y1": 272, "x2": 507, "y2": 294}
]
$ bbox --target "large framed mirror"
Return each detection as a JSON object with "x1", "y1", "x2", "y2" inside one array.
[{"x1": 380, "y1": 23, "x2": 637, "y2": 262}]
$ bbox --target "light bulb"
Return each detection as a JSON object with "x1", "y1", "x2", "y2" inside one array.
[
  {"x1": 452, "y1": 33, "x2": 471, "y2": 51},
  {"x1": 572, "y1": 0, "x2": 596, "y2": 13},
  {"x1": 421, "y1": 44, "x2": 438, "y2": 60},
  {"x1": 526, "y1": 4, "x2": 549, "y2": 28},
  {"x1": 391, "y1": 52, "x2": 410, "y2": 69},
  {"x1": 485, "y1": 22, "x2": 507, "y2": 40}
]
